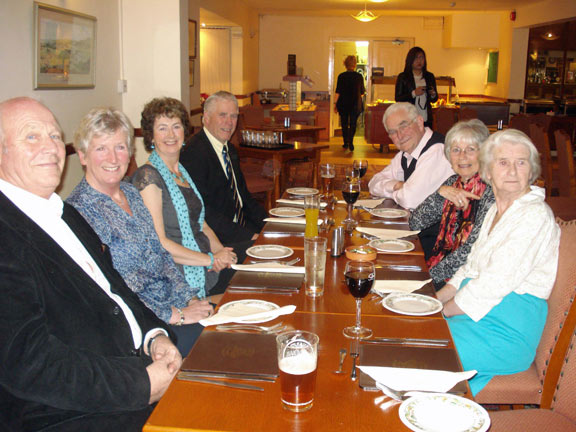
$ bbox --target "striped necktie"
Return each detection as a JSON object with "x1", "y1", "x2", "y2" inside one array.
[{"x1": 222, "y1": 144, "x2": 245, "y2": 226}]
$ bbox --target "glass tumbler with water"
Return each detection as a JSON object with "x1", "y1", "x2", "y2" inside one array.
[
  {"x1": 277, "y1": 330, "x2": 319, "y2": 412},
  {"x1": 304, "y1": 236, "x2": 327, "y2": 297}
]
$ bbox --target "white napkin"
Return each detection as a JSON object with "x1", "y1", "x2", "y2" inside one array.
[
  {"x1": 200, "y1": 304, "x2": 296, "y2": 326},
  {"x1": 276, "y1": 199, "x2": 328, "y2": 208},
  {"x1": 358, "y1": 366, "x2": 477, "y2": 393},
  {"x1": 264, "y1": 217, "x2": 322, "y2": 225},
  {"x1": 232, "y1": 263, "x2": 305, "y2": 274},
  {"x1": 356, "y1": 227, "x2": 420, "y2": 240},
  {"x1": 373, "y1": 279, "x2": 432, "y2": 294},
  {"x1": 336, "y1": 198, "x2": 385, "y2": 209}
]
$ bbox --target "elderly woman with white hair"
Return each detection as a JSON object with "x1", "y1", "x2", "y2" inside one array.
[
  {"x1": 437, "y1": 129, "x2": 560, "y2": 396},
  {"x1": 410, "y1": 119, "x2": 495, "y2": 289},
  {"x1": 67, "y1": 107, "x2": 213, "y2": 357}
]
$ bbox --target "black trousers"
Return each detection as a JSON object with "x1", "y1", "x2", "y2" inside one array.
[{"x1": 338, "y1": 110, "x2": 361, "y2": 146}]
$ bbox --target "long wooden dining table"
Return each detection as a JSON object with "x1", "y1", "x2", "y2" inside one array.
[{"x1": 143, "y1": 194, "x2": 469, "y2": 431}]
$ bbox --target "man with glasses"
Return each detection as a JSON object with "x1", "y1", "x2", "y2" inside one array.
[{"x1": 368, "y1": 102, "x2": 453, "y2": 209}]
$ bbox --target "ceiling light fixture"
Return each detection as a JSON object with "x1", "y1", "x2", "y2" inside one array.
[
  {"x1": 541, "y1": 32, "x2": 559, "y2": 40},
  {"x1": 352, "y1": 2, "x2": 379, "y2": 22}
]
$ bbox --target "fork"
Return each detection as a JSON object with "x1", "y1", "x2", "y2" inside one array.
[
  {"x1": 215, "y1": 322, "x2": 285, "y2": 332},
  {"x1": 376, "y1": 382, "x2": 423, "y2": 401}
]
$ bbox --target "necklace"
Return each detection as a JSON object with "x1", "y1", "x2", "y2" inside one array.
[{"x1": 171, "y1": 170, "x2": 186, "y2": 183}]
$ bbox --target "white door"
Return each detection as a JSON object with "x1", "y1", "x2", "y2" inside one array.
[{"x1": 370, "y1": 39, "x2": 413, "y2": 102}]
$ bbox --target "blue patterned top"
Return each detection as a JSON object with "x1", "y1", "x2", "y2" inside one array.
[{"x1": 67, "y1": 178, "x2": 195, "y2": 322}]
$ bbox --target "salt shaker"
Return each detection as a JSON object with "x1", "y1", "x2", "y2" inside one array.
[{"x1": 331, "y1": 226, "x2": 344, "y2": 257}]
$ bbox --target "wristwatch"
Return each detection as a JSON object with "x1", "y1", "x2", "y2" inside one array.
[{"x1": 175, "y1": 307, "x2": 185, "y2": 326}]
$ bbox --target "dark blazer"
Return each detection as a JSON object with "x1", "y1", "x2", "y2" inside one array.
[
  {"x1": 180, "y1": 129, "x2": 267, "y2": 244},
  {"x1": 0, "y1": 192, "x2": 170, "y2": 431},
  {"x1": 395, "y1": 71, "x2": 438, "y2": 124}
]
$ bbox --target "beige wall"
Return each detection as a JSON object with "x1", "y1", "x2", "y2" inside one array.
[
  {"x1": 193, "y1": 0, "x2": 260, "y2": 95},
  {"x1": 258, "y1": 15, "x2": 491, "y2": 98},
  {"x1": 514, "y1": 0, "x2": 576, "y2": 28}
]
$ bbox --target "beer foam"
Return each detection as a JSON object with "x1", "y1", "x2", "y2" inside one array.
[{"x1": 279, "y1": 354, "x2": 316, "y2": 375}]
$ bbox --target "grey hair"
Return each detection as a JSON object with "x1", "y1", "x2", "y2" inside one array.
[
  {"x1": 74, "y1": 107, "x2": 134, "y2": 156},
  {"x1": 203, "y1": 91, "x2": 238, "y2": 115},
  {"x1": 444, "y1": 119, "x2": 490, "y2": 159},
  {"x1": 382, "y1": 102, "x2": 420, "y2": 132},
  {"x1": 480, "y1": 128, "x2": 541, "y2": 185}
]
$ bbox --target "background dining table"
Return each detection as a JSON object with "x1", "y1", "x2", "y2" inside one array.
[{"x1": 143, "y1": 193, "x2": 470, "y2": 431}]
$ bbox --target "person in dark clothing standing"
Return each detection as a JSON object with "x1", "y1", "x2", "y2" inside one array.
[
  {"x1": 334, "y1": 55, "x2": 365, "y2": 151},
  {"x1": 395, "y1": 47, "x2": 438, "y2": 129}
]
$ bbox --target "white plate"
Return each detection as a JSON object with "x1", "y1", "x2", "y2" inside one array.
[
  {"x1": 218, "y1": 300, "x2": 280, "y2": 324},
  {"x1": 382, "y1": 293, "x2": 443, "y2": 316},
  {"x1": 369, "y1": 208, "x2": 409, "y2": 219},
  {"x1": 246, "y1": 245, "x2": 294, "y2": 259},
  {"x1": 286, "y1": 187, "x2": 319, "y2": 196},
  {"x1": 269, "y1": 207, "x2": 305, "y2": 218},
  {"x1": 399, "y1": 393, "x2": 490, "y2": 432},
  {"x1": 369, "y1": 239, "x2": 415, "y2": 253}
]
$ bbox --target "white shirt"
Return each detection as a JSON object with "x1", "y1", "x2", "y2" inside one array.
[
  {"x1": 203, "y1": 127, "x2": 244, "y2": 215},
  {"x1": 368, "y1": 128, "x2": 454, "y2": 209},
  {"x1": 450, "y1": 186, "x2": 560, "y2": 322},
  {"x1": 0, "y1": 179, "x2": 163, "y2": 349}
]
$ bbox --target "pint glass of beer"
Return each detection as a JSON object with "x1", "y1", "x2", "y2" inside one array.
[
  {"x1": 276, "y1": 330, "x2": 319, "y2": 412},
  {"x1": 320, "y1": 163, "x2": 335, "y2": 201}
]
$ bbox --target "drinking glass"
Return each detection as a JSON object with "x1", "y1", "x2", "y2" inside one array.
[
  {"x1": 304, "y1": 194, "x2": 320, "y2": 238},
  {"x1": 304, "y1": 237, "x2": 327, "y2": 297},
  {"x1": 320, "y1": 163, "x2": 336, "y2": 202},
  {"x1": 342, "y1": 181, "x2": 360, "y2": 228},
  {"x1": 277, "y1": 330, "x2": 319, "y2": 412},
  {"x1": 343, "y1": 261, "x2": 375, "y2": 339},
  {"x1": 353, "y1": 159, "x2": 368, "y2": 179},
  {"x1": 344, "y1": 166, "x2": 359, "y2": 184}
]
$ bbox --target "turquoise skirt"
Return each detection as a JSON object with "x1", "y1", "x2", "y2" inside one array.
[{"x1": 447, "y1": 284, "x2": 547, "y2": 396}]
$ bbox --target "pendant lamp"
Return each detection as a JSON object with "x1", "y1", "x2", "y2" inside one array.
[{"x1": 351, "y1": 1, "x2": 379, "y2": 22}]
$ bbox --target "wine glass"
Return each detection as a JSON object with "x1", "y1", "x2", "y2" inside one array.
[
  {"x1": 343, "y1": 261, "x2": 375, "y2": 339},
  {"x1": 344, "y1": 166, "x2": 359, "y2": 185},
  {"x1": 353, "y1": 159, "x2": 368, "y2": 190},
  {"x1": 353, "y1": 159, "x2": 368, "y2": 179},
  {"x1": 342, "y1": 181, "x2": 360, "y2": 229}
]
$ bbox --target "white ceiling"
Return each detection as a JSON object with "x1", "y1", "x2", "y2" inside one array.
[{"x1": 199, "y1": 0, "x2": 546, "y2": 26}]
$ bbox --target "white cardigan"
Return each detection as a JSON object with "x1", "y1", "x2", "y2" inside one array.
[{"x1": 450, "y1": 186, "x2": 560, "y2": 322}]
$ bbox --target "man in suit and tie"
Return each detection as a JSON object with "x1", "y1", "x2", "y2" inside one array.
[
  {"x1": 0, "y1": 97, "x2": 181, "y2": 431},
  {"x1": 368, "y1": 102, "x2": 454, "y2": 210},
  {"x1": 180, "y1": 91, "x2": 267, "y2": 245}
]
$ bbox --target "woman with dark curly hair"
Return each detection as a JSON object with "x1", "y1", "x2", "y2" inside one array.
[
  {"x1": 132, "y1": 97, "x2": 238, "y2": 301},
  {"x1": 395, "y1": 47, "x2": 438, "y2": 128}
]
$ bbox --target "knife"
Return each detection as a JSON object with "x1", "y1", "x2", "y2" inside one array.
[
  {"x1": 178, "y1": 372, "x2": 276, "y2": 382},
  {"x1": 177, "y1": 376, "x2": 264, "y2": 391},
  {"x1": 361, "y1": 337, "x2": 450, "y2": 347}
]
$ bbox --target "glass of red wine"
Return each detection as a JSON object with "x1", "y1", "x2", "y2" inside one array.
[
  {"x1": 343, "y1": 261, "x2": 375, "y2": 339},
  {"x1": 342, "y1": 181, "x2": 360, "y2": 229},
  {"x1": 353, "y1": 159, "x2": 368, "y2": 190}
]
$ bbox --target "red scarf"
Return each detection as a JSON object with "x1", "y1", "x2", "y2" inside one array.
[{"x1": 427, "y1": 174, "x2": 487, "y2": 272}]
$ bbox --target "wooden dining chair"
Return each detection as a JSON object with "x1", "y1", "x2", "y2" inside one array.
[
  {"x1": 529, "y1": 123, "x2": 555, "y2": 197},
  {"x1": 458, "y1": 107, "x2": 478, "y2": 121},
  {"x1": 240, "y1": 105, "x2": 265, "y2": 128},
  {"x1": 433, "y1": 107, "x2": 457, "y2": 136},
  {"x1": 476, "y1": 218, "x2": 576, "y2": 407},
  {"x1": 488, "y1": 327, "x2": 576, "y2": 432},
  {"x1": 554, "y1": 129, "x2": 576, "y2": 197},
  {"x1": 508, "y1": 114, "x2": 531, "y2": 136}
]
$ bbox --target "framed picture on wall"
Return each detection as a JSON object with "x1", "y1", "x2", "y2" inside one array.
[
  {"x1": 188, "y1": 19, "x2": 197, "y2": 59},
  {"x1": 189, "y1": 59, "x2": 195, "y2": 87},
  {"x1": 34, "y1": 2, "x2": 97, "y2": 89}
]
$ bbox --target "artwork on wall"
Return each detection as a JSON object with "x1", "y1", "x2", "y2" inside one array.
[
  {"x1": 188, "y1": 19, "x2": 197, "y2": 59},
  {"x1": 189, "y1": 59, "x2": 195, "y2": 87},
  {"x1": 34, "y1": 2, "x2": 97, "y2": 89}
]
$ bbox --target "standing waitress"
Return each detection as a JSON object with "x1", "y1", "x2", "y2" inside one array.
[
  {"x1": 334, "y1": 55, "x2": 366, "y2": 151},
  {"x1": 395, "y1": 47, "x2": 438, "y2": 128}
]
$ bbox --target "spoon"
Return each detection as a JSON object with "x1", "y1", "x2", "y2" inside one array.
[{"x1": 333, "y1": 349, "x2": 347, "y2": 374}]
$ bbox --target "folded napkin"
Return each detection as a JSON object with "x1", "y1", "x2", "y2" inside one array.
[
  {"x1": 358, "y1": 366, "x2": 477, "y2": 393},
  {"x1": 373, "y1": 279, "x2": 432, "y2": 294},
  {"x1": 200, "y1": 304, "x2": 296, "y2": 326},
  {"x1": 232, "y1": 263, "x2": 305, "y2": 274},
  {"x1": 276, "y1": 199, "x2": 328, "y2": 208},
  {"x1": 264, "y1": 217, "x2": 322, "y2": 225},
  {"x1": 356, "y1": 226, "x2": 420, "y2": 240},
  {"x1": 336, "y1": 198, "x2": 385, "y2": 209}
]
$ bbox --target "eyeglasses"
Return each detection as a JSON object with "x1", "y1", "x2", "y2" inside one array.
[
  {"x1": 387, "y1": 118, "x2": 416, "y2": 137},
  {"x1": 450, "y1": 146, "x2": 478, "y2": 156}
]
